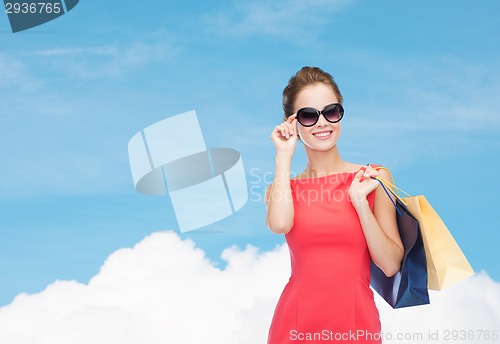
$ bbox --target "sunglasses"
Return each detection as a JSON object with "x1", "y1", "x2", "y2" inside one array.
[{"x1": 296, "y1": 103, "x2": 344, "y2": 127}]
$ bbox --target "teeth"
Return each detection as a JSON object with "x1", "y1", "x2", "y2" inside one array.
[{"x1": 314, "y1": 132, "x2": 331, "y2": 137}]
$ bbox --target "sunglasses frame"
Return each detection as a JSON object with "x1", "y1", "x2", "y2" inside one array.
[{"x1": 296, "y1": 103, "x2": 344, "y2": 127}]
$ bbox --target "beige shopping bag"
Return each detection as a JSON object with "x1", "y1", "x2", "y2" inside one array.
[
  {"x1": 404, "y1": 195, "x2": 475, "y2": 290},
  {"x1": 371, "y1": 165, "x2": 475, "y2": 291}
]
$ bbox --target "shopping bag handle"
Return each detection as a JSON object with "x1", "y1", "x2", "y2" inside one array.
[
  {"x1": 367, "y1": 164, "x2": 413, "y2": 215},
  {"x1": 369, "y1": 165, "x2": 413, "y2": 202},
  {"x1": 374, "y1": 178, "x2": 403, "y2": 216}
]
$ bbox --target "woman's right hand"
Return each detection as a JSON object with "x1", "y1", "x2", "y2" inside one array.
[{"x1": 270, "y1": 114, "x2": 298, "y2": 156}]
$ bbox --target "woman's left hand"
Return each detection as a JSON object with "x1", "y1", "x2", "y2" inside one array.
[{"x1": 349, "y1": 165, "x2": 380, "y2": 209}]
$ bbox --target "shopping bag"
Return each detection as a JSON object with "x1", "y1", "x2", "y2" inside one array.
[
  {"x1": 373, "y1": 167, "x2": 475, "y2": 291},
  {"x1": 403, "y1": 196, "x2": 475, "y2": 290},
  {"x1": 370, "y1": 179, "x2": 430, "y2": 309}
]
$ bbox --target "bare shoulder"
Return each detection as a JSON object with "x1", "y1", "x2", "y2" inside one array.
[
  {"x1": 342, "y1": 162, "x2": 365, "y2": 173},
  {"x1": 370, "y1": 164, "x2": 392, "y2": 179},
  {"x1": 372, "y1": 164, "x2": 395, "y2": 194},
  {"x1": 377, "y1": 168, "x2": 392, "y2": 180}
]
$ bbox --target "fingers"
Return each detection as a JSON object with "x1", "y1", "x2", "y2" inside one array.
[
  {"x1": 274, "y1": 116, "x2": 297, "y2": 139},
  {"x1": 288, "y1": 114, "x2": 298, "y2": 134},
  {"x1": 364, "y1": 166, "x2": 379, "y2": 178},
  {"x1": 358, "y1": 166, "x2": 379, "y2": 183},
  {"x1": 355, "y1": 168, "x2": 366, "y2": 183},
  {"x1": 273, "y1": 124, "x2": 292, "y2": 139}
]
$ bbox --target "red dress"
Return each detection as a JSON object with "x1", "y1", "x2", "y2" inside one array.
[{"x1": 267, "y1": 168, "x2": 381, "y2": 344}]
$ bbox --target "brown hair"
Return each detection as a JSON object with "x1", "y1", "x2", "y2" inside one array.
[{"x1": 282, "y1": 66, "x2": 343, "y2": 121}]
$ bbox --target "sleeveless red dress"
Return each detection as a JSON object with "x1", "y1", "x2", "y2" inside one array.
[{"x1": 267, "y1": 168, "x2": 382, "y2": 344}]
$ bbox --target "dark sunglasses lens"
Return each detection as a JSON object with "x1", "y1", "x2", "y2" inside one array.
[
  {"x1": 297, "y1": 108, "x2": 318, "y2": 126},
  {"x1": 323, "y1": 104, "x2": 344, "y2": 123}
]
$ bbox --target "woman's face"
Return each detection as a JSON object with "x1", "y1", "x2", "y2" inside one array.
[{"x1": 294, "y1": 82, "x2": 342, "y2": 151}]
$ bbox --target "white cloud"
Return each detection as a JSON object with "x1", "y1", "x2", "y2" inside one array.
[
  {"x1": 29, "y1": 34, "x2": 179, "y2": 79},
  {"x1": 204, "y1": 0, "x2": 353, "y2": 41},
  {"x1": 0, "y1": 32, "x2": 180, "y2": 198},
  {"x1": 0, "y1": 231, "x2": 498, "y2": 344},
  {"x1": 326, "y1": 53, "x2": 500, "y2": 169},
  {"x1": 376, "y1": 272, "x2": 500, "y2": 343},
  {"x1": 0, "y1": 53, "x2": 41, "y2": 91},
  {"x1": 342, "y1": 54, "x2": 500, "y2": 132},
  {"x1": 0, "y1": 231, "x2": 290, "y2": 344}
]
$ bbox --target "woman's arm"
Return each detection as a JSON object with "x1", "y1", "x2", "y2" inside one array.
[
  {"x1": 265, "y1": 115, "x2": 298, "y2": 234},
  {"x1": 349, "y1": 167, "x2": 404, "y2": 277},
  {"x1": 265, "y1": 154, "x2": 294, "y2": 234}
]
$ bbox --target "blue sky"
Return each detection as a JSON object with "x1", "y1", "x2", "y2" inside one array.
[{"x1": 1, "y1": 0, "x2": 499, "y2": 307}]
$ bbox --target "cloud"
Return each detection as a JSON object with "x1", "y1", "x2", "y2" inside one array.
[
  {"x1": 29, "y1": 34, "x2": 179, "y2": 79},
  {"x1": 376, "y1": 273, "x2": 500, "y2": 343},
  {"x1": 0, "y1": 31, "x2": 180, "y2": 198},
  {"x1": 0, "y1": 53, "x2": 41, "y2": 91},
  {"x1": 342, "y1": 54, "x2": 500, "y2": 132},
  {"x1": 323, "y1": 53, "x2": 500, "y2": 169},
  {"x1": 0, "y1": 231, "x2": 290, "y2": 343},
  {"x1": 204, "y1": 0, "x2": 353, "y2": 41},
  {"x1": 0, "y1": 230, "x2": 498, "y2": 344}
]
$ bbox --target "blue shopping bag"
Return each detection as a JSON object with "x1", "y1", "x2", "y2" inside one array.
[{"x1": 370, "y1": 178, "x2": 430, "y2": 309}]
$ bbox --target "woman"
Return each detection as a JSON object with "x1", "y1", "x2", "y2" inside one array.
[{"x1": 265, "y1": 67, "x2": 404, "y2": 343}]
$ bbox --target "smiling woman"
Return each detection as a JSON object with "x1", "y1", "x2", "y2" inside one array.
[{"x1": 265, "y1": 66, "x2": 404, "y2": 344}]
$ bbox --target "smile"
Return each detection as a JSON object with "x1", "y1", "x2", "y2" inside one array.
[{"x1": 313, "y1": 131, "x2": 332, "y2": 139}]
